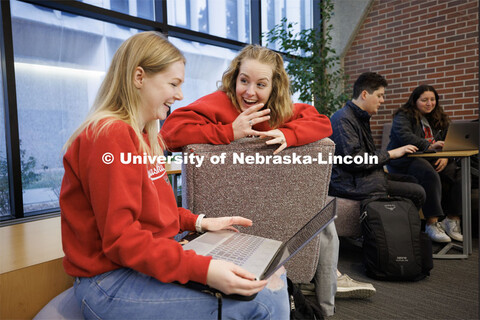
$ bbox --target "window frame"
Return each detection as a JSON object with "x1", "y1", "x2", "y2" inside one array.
[{"x1": 0, "y1": 0, "x2": 319, "y2": 225}]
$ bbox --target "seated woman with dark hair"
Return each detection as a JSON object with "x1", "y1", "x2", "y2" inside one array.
[{"x1": 387, "y1": 84, "x2": 462, "y2": 243}]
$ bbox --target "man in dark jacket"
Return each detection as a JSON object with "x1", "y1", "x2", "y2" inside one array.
[{"x1": 329, "y1": 72, "x2": 425, "y2": 207}]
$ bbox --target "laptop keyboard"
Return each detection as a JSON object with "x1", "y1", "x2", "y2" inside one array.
[{"x1": 208, "y1": 233, "x2": 265, "y2": 266}]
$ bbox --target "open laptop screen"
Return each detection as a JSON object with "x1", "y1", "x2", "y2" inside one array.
[{"x1": 261, "y1": 198, "x2": 337, "y2": 279}]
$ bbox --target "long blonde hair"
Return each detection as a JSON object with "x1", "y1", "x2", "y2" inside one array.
[
  {"x1": 219, "y1": 45, "x2": 293, "y2": 128},
  {"x1": 64, "y1": 31, "x2": 185, "y2": 157}
]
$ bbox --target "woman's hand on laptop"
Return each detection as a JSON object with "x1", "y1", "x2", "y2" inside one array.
[
  {"x1": 202, "y1": 216, "x2": 253, "y2": 233},
  {"x1": 429, "y1": 140, "x2": 444, "y2": 150},
  {"x1": 207, "y1": 259, "x2": 268, "y2": 295}
]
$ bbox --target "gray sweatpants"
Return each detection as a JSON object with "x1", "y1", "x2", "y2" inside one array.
[{"x1": 313, "y1": 221, "x2": 339, "y2": 317}]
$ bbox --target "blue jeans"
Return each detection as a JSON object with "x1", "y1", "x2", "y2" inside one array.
[{"x1": 73, "y1": 268, "x2": 289, "y2": 320}]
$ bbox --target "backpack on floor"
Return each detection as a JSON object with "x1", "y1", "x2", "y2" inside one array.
[
  {"x1": 360, "y1": 196, "x2": 433, "y2": 281},
  {"x1": 287, "y1": 277, "x2": 323, "y2": 320}
]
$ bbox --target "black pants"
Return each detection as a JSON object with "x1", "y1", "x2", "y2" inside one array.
[
  {"x1": 385, "y1": 173, "x2": 426, "y2": 210},
  {"x1": 388, "y1": 158, "x2": 462, "y2": 219}
]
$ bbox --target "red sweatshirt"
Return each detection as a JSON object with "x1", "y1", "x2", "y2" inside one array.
[
  {"x1": 60, "y1": 120, "x2": 211, "y2": 284},
  {"x1": 161, "y1": 91, "x2": 332, "y2": 151}
]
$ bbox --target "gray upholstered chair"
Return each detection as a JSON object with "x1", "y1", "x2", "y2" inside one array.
[
  {"x1": 33, "y1": 287, "x2": 82, "y2": 320},
  {"x1": 327, "y1": 196, "x2": 362, "y2": 238},
  {"x1": 181, "y1": 137, "x2": 335, "y2": 283}
]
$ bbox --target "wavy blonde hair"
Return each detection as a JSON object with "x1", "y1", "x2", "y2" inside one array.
[
  {"x1": 64, "y1": 31, "x2": 185, "y2": 157},
  {"x1": 219, "y1": 45, "x2": 293, "y2": 128}
]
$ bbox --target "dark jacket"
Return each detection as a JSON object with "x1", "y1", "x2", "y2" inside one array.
[
  {"x1": 387, "y1": 109, "x2": 446, "y2": 168},
  {"x1": 329, "y1": 101, "x2": 390, "y2": 200}
]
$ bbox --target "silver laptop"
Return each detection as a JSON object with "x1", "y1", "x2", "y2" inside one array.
[
  {"x1": 183, "y1": 198, "x2": 336, "y2": 280},
  {"x1": 442, "y1": 121, "x2": 478, "y2": 151}
]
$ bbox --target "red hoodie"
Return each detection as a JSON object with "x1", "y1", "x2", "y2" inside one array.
[
  {"x1": 161, "y1": 91, "x2": 332, "y2": 151},
  {"x1": 60, "y1": 120, "x2": 211, "y2": 284}
]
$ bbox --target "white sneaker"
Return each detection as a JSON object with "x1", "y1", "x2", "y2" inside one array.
[
  {"x1": 441, "y1": 218, "x2": 463, "y2": 242},
  {"x1": 426, "y1": 222, "x2": 451, "y2": 243},
  {"x1": 336, "y1": 274, "x2": 376, "y2": 299}
]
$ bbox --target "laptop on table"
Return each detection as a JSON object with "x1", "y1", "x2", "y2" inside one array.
[
  {"x1": 181, "y1": 198, "x2": 337, "y2": 299},
  {"x1": 442, "y1": 121, "x2": 478, "y2": 151},
  {"x1": 413, "y1": 120, "x2": 478, "y2": 154}
]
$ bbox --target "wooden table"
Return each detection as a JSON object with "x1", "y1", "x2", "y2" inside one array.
[
  {"x1": 165, "y1": 161, "x2": 182, "y2": 175},
  {"x1": 409, "y1": 149, "x2": 478, "y2": 259}
]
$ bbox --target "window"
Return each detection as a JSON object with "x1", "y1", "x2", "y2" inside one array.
[
  {"x1": 0, "y1": 0, "x2": 318, "y2": 223},
  {"x1": 169, "y1": 37, "x2": 237, "y2": 111},
  {"x1": 261, "y1": 0, "x2": 313, "y2": 50},
  {"x1": 80, "y1": 0, "x2": 155, "y2": 20},
  {"x1": 10, "y1": 0, "x2": 140, "y2": 216},
  {"x1": 0, "y1": 49, "x2": 10, "y2": 218},
  {"x1": 167, "y1": 0, "x2": 250, "y2": 43}
]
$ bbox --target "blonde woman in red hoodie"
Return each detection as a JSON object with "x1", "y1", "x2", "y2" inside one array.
[{"x1": 60, "y1": 32, "x2": 289, "y2": 320}]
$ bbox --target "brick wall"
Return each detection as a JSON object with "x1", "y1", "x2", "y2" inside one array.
[{"x1": 343, "y1": 0, "x2": 479, "y2": 147}]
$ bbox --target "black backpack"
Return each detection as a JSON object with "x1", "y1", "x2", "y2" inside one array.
[
  {"x1": 287, "y1": 277, "x2": 323, "y2": 320},
  {"x1": 360, "y1": 196, "x2": 433, "y2": 281}
]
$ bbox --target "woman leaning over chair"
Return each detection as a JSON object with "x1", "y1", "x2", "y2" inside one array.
[
  {"x1": 160, "y1": 44, "x2": 332, "y2": 154},
  {"x1": 60, "y1": 32, "x2": 289, "y2": 320},
  {"x1": 387, "y1": 84, "x2": 463, "y2": 244}
]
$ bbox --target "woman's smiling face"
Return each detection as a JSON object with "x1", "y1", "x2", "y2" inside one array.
[
  {"x1": 136, "y1": 60, "x2": 184, "y2": 127},
  {"x1": 416, "y1": 91, "x2": 437, "y2": 115},
  {"x1": 235, "y1": 59, "x2": 273, "y2": 112}
]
